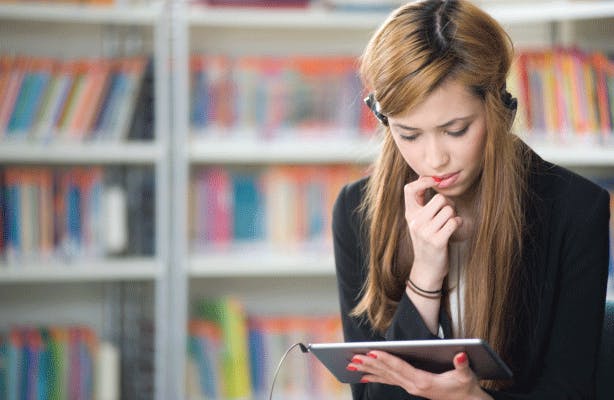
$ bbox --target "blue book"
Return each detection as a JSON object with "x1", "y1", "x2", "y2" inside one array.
[
  {"x1": 20, "y1": 72, "x2": 50, "y2": 135},
  {"x1": 248, "y1": 326, "x2": 266, "y2": 396},
  {"x1": 190, "y1": 68, "x2": 209, "y2": 129},
  {"x1": 37, "y1": 329, "x2": 52, "y2": 400},
  {"x1": 65, "y1": 181, "x2": 81, "y2": 259},
  {"x1": 188, "y1": 335, "x2": 218, "y2": 398},
  {"x1": 7, "y1": 331, "x2": 20, "y2": 400},
  {"x1": 305, "y1": 181, "x2": 325, "y2": 239},
  {"x1": 20, "y1": 330, "x2": 30, "y2": 400},
  {"x1": 80, "y1": 334, "x2": 93, "y2": 400},
  {"x1": 6, "y1": 72, "x2": 35, "y2": 136},
  {"x1": 232, "y1": 172, "x2": 264, "y2": 241},
  {"x1": 7, "y1": 183, "x2": 21, "y2": 262}
]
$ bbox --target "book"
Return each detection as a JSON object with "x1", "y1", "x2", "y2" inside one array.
[{"x1": 195, "y1": 297, "x2": 252, "y2": 399}]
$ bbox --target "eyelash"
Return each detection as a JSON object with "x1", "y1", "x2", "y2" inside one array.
[
  {"x1": 399, "y1": 126, "x2": 469, "y2": 141},
  {"x1": 447, "y1": 127, "x2": 469, "y2": 137}
]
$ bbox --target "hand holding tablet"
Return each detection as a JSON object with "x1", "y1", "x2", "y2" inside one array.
[{"x1": 307, "y1": 338, "x2": 512, "y2": 384}]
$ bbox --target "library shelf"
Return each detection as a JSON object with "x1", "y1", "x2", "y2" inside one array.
[
  {"x1": 188, "y1": 137, "x2": 614, "y2": 167},
  {"x1": 0, "y1": 257, "x2": 163, "y2": 283},
  {"x1": 530, "y1": 143, "x2": 614, "y2": 167},
  {"x1": 0, "y1": 2, "x2": 164, "y2": 25},
  {"x1": 1, "y1": 2, "x2": 172, "y2": 399},
  {"x1": 188, "y1": 137, "x2": 377, "y2": 164},
  {"x1": 187, "y1": 1, "x2": 614, "y2": 29},
  {"x1": 189, "y1": 249, "x2": 334, "y2": 277},
  {"x1": 0, "y1": 142, "x2": 164, "y2": 164}
]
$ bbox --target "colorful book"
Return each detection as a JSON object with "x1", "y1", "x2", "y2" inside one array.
[{"x1": 195, "y1": 297, "x2": 252, "y2": 399}]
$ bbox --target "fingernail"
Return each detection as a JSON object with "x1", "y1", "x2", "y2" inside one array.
[
  {"x1": 351, "y1": 356, "x2": 363, "y2": 364},
  {"x1": 367, "y1": 352, "x2": 378, "y2": 359},
  {"x1": 360, "y1": 377, "x2": 369, "y2": 383},
  {"x1": 346, "y1": 365, "x2": 358, "y2": 371},
  {"x1": 457, "y1": 352, "x2": 467, "y2": 363}
]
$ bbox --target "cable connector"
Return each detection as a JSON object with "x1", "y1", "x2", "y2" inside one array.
[{"x1": 268, "y1": 342, "x2": 310, "y2": 400}]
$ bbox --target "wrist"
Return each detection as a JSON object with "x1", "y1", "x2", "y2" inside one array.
[
  {"x1": 406, "y1": 276, "x2": 445, "y2": 299},
  {"x1": 408, "y1": 268, "x2": 445, "y2": 292}
]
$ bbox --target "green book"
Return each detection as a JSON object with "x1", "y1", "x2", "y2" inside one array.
[{"x1": 196, "y1": 297, "x2": 252, "y2": 399}]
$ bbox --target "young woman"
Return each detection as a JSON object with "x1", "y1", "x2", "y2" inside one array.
[{"x1": 332, "y1": 1, "x2": 611, "y2": 399}]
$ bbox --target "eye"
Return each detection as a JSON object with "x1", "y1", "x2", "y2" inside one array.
[
  {"x1": 399, "y1": 133, "x2": 419, "y2": 141},
  {"x1": 446, "y1": 126, "x2": 469, "y2": 137}
]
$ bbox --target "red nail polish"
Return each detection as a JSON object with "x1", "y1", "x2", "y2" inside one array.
[
  {"x1": 360, "y1": 377, "x2": 369, "y2": 383},
  {"x1": 433, "y1": 177, "x2": 443, "y2": 183},
  {"x1": 457, "y1": 352, "x2": 467, "y2": 363},
  {"x1": 351, "y1": 356, "x2": 363, "y2": 364},
  {"x1": 346, "y1": 365, "x2": 358, "y2": 371},
  {"x1": 367, "y1": 352, "x2": 378, "y2": 359}
]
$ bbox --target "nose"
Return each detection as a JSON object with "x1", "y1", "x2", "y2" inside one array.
[{"x1": 424, "y1": 136, "x2": 449, "y2": 170}]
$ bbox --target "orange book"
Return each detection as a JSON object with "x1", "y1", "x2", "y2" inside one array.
[
  {"x1": 591, "y1": 53, "x2": 612, "y2": 135},
  {"x1": 0, "y1": 56, "x2": 28, "y2": 135},
  {"x1": 0, "y1": 56, "x2": 15, "y2": 134},
  {"x1": 67, "y1": 59, "x2": 112, "y2": 140},
  {"x1": 515, "y1": 51, "x2": 533, "y2": 131},
  {"x1": 582, "y1": 54, "x2": 599, "y2": 135}
]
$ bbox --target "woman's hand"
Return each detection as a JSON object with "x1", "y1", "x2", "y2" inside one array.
[
  {"x1": 347, "y1": 350, "x2": 493, "y2": 400},
  {"x1": 404, "y1": 176, "x2": 462, "y2": 289}
]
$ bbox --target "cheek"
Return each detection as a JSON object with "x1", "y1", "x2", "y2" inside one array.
[
  {"x1": 464, "y1": 127, "x2": 487, "y2": 164},
  {"x1": 395, "y1": 143, "x2": 422, "y2": 172}
]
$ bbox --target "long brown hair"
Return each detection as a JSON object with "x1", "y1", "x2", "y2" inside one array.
[{"x1": 353, "y1": 0, "x2": 528, "y2": 388}]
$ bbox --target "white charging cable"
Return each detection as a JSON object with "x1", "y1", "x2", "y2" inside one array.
[{"x1": 268, "y1": 342, "x2": 309, "y2": 400}]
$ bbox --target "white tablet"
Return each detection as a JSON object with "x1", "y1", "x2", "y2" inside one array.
[{"x1": 307, "y1": 338, "x2": 512, "y2": 383}]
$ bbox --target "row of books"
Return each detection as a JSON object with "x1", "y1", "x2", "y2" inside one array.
[
  {"x1": 0, "y1": 166, "x2": 155, "y2": 265},
  {"x1": 0, "y1": 326, "x2": 98, "y2": 400},
  {"x1": 508, "y1": 48, "x2": 614, "y2": 144},
  {"x1": 187, "y1": 296, "x2": 348, "y2": 400},
  {"x1": 189, "y1": 165, "x2": 365, "y2": 250},
  {"x1": 190, "y1": 49, "x2": 614, "y2": 144},
  {"x1": 189, "y1": 54, "x2": 377, "y2": 139},
  {"x1": 0, "y1": 55, "x2": 153, "y2": 144}
]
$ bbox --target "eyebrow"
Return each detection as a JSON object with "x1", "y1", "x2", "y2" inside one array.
[{"x1": 391, "y1": 115, "x2": 475, "y2": 131}]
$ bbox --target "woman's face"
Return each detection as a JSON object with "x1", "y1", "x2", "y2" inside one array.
[{"x1": 387, "y1": 79, "x2": 487, "y2": 200}]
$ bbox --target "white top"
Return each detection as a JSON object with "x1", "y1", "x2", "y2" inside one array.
[{"x1": 447, "y1": 241, "x2": 468, "y2": 338}]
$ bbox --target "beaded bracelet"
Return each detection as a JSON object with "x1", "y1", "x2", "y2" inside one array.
[{"x1": 406, "y1": 277, "x2": 444, "y2": 299}]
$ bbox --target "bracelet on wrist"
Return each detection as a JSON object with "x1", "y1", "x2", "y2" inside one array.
[{"x1": 406, "y1": 276, "x2": 444, "y2": 299}]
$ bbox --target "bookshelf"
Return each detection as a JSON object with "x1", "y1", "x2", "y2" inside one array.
[
  {"x1": 0, "y1": 2, "x2": 170, "y2": 400},
  {"x1": 171, "y1": 1, "x2": 614, "y2": 399}
]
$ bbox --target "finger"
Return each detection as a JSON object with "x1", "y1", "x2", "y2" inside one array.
[
  {"x1": 348, "y1": 351, "x2": 400, "y2": 381},
  {"x1": 432, "y1": 216, "x2": 462, "y2": 245},
  {"x1": 365, "y1": 350, "x2": 420, "y2": 379},
  {"x1": 407, "y1": 193, "x2": 451, "y2": 231},
  {"x1": 405, "y1": 176, "x2": 439, "y2": 208},
  {"x1": 428, "y1": 204, "x2": 457, "y2": 234}
]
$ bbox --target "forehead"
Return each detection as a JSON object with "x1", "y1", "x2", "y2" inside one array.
[{"x1": 391, "y1": 80, "x2": 483, "y2": 126}]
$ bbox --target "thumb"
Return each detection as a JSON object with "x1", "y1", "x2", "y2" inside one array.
[{"x1": 453, "y1": 352, "x2": 471, "y2": 373}]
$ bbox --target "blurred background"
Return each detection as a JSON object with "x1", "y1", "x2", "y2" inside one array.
[{"x1": 0, "y1": 0, "x2": 613, "y2": 399}]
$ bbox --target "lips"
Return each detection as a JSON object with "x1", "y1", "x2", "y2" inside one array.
[{"x1": 433, "y1": 172, "x2": 460, "y2": 188}]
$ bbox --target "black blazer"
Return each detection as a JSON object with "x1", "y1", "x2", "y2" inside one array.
[{"x1": 332, "y1": 150, "x2": 610, "y2": 399}]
